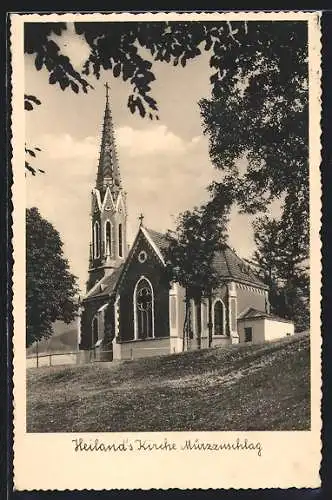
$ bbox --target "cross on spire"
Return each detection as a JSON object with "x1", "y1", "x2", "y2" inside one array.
[{"x1": 139, "y1": 213, "x2": 144, "y2": 226}]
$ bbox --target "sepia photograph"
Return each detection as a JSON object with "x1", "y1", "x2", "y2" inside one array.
[{"x1": 12, "y1": 11, "x2": 321, "y2": 490}]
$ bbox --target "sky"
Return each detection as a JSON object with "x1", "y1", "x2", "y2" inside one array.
[{"x1": 25, "y1": 23, "x2": 273, "y2": 293}]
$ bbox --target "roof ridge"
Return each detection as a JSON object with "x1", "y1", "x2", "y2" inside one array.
[
  {"x1": 145, "y1": 227, "x2": 166, "y2": 237},
  {"x1": 223, "y1": 246, "x2": 234, "y2": 280},
  {"x1": 141, "y1": 226, "x2": 166, "y2": 265}
]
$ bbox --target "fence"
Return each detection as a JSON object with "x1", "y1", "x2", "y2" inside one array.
[
  {"x1": 26, "y1": 349, "x2": 113, "y2": 368},
  {"x1": 27, "y1": 345, "x2": 179, "y2": 368}
]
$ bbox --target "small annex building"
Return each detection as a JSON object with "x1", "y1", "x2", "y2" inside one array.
[
  {"x1": 78, "y1": 86, "x2": 294, "y2": 361},
  {"x1": 237, "y1": 307, "x2": 295, "y2": 344}
]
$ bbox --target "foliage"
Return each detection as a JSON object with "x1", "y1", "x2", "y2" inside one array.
[
  {"x1": 24, "y1": 21, "x2": 252, "y2": 119},
  {"x1": 199, "y1": 21, "x2": 308, "y2": 217},
  {"x1": 25, "y1": 145, "x2": 44, "y2": 176},
  {"x1": 196, "y1": 21, "x2": 309, "y2": 328},
  {"x1": 26, "y1": 207, "x2": 79, "y2": 346},
  {"x1": 253, "y1": 209, "x2": 309, "y2": 331},
  {"x1": 164, "y1": 206, "x2": 228, "y2": 296},
  {"x1": 163, "y1": 193, "x2": 231, "y2": 348},
  {"x1": 24, "y1": 94, "x2": 42, "y2": 111},
  {"x1": 164, "y1": 196, "x2": 231, "y2": 294},
  {"x1": 24, "y1": 21, "x2": 310, "y2": 327},
  {"x1": 24, "y1": 20, "x2": 307, "y2": 185}
]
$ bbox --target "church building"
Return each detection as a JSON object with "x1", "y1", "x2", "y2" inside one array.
[{"x1": 79, "y1": 86, "x2": 294, "y2": 361}]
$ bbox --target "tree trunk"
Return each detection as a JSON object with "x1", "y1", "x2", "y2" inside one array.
[
  {"x1": 197, "y1": 301, "x2": 201, "y2": 350},
  {"x1": 208, "y1": 293, "x2": 213, "y2": 348},
  {"x1": 195, "y1": 296, "x2": 202, "y2": 350},
  {"x1": 36, "y1": 339, "x2": 39, "y2": 368},
  {"x1": 183, "y1": 292, "x2": 190, "y2": 352}
]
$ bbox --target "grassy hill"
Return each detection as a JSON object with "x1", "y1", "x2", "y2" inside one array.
[
  {"x1": 27, "y1": 320, "x2": 78, "y2": 355},
  {"x1": 27, "y1": 332, "x2": 310, "y2": 433}
]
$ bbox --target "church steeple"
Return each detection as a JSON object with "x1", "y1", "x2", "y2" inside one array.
[
  {"x1": 96, "y1": 83, "x2": 121, "y2": 198},
  {"x1": 86, "y1": 84, "x2": 128, "y2": 292}
]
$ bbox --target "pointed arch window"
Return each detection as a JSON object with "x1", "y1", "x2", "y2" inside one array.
[
  {"x1": 118, "y1": 223, "x2": 123, "y2": 257},
  {"x1": 213, "y1": 299, "x2": 226, "y2": 336},
  {"x1": 92, "y1": 316, "x2": 98, "y2": 346},
  {"x1": 93, "y1": 221, "x2": 100, "y2": 259},
  {"x1": 105, "y1": 220, "x2": 112, "y2": 257},
  {"x1": 134, "y1": 277, "x2": 154, "y2": 340}
]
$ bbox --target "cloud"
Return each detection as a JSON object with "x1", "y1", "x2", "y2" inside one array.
[
  {"x1": 40, "y1": 133, "x2": 98, "y2": 161},
  {"x1": 116, "y1": 125, "x2": 202, "y2": 156},
  {"x1": 28, "y1": 122, "x2": 231, "y2": 292},
  {"x1": 27, "y1": 126, "x2": 212, "y2": 291},
  {"x1": 40, "y1": 125, "x2": 203, "y2": 164}
]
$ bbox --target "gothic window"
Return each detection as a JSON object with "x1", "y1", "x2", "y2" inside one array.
[
  {"x1": 93, "y1": 221, "x2": 100, "y2": 258},
  {"x1": 105, "y1": 220, "x2": 112, "y2": 256},
  {"x1": 134, "y1": 278, "x2": 154, "y2": 339},
  {"x1": 92, "y1": 316, "x2": 98, "y2": 346},
  {"x1": 118, "y1": 223, "x2": 123, "y2": 257},
  {"x1": 213, "y1": 300, "x2": 225, "y2": 336}
]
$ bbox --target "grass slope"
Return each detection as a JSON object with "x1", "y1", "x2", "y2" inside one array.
[{"x1": 27, "y1": 333, "x2": 310, "y2": 432}]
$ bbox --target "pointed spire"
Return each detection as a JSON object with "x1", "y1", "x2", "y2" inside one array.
[{"x1": 96, "y1": 83, "x2": 121, "y2": 196}]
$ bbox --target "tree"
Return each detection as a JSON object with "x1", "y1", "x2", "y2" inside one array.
[
  {"x1": 26, "y1": 207, "x2": 79, "y2": 346},
  {"x1": 163, "y1": 192, "x2": 231, "y2": 350},
  {"x1": 197, "y1": 21, "x2": 309, "y2": 329},
  {"x1": 252, "y1": 209, "x2": 309, "y2": 331},
  {"x1": 24, "y1": 21, "x2": 307, "y2": 176},
  {"x1": 199, "y1": 21, "x2": 308, "y2": 219}
]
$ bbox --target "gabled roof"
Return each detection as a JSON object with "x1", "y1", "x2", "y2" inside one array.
[
  {"x1": 83, "y1": 225, "x2": 267, "y2": 302},
  {"x1": 145, "y1": 228, "x2": 169, "y2": 253},
  {"x1": 144, "y1": 227, "x2": 267, "y2": 289},
  {"x1": 141, "y1": 227, "x2": 166, "y2": 265},
  {"x1": 84, "y1": 263, "x2": 124, "y2": 300},
  {"x1": 238, "y1": 307, "x2": 294, "y2": 323},
  {"x1": 212, "y1": 246, "x2": 268, "y2": 289},
  {"x1": 238, "y1": 307, "x2": 270, "y2": 319}
]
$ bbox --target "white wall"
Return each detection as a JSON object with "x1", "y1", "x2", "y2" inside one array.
[
  {"x1": 264, "y1": 319, "x2": 294, "y2": 341},
  {"x1": 170, "y1": 336, "x2": 183, "y2": 354},
  {"x1": 238, "y1": 319, "x2": 265, "y2": 344},
  {"x1": 113, "y1": 337, "x2": 171, "y2": 360},
  {"x1": 212, "y1": 336, "x2": 232, "y2": 347},
  {"x1": 238, "y1": 318, "x2": 295, "y2": 344}
]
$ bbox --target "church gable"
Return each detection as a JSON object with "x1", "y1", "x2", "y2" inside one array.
[
  {"x1": 116, "y1": 228, "x2": 170, "y2": 341},
  {"x1": 117, "y1": 229, "x2": 166, "y2": 294}
]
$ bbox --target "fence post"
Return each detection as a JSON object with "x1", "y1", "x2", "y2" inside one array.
[
  {"x1": 49, "y1": 354, "x2": 52, "y2": 367},
  {"x1": 36, "y1": 340, "x2": 39, "y2": 368},
  {"x1": 130, "y1": 347, "x2": 133, "y2": 360}
]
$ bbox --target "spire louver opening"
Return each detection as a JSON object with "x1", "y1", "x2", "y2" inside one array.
[{"x1": 96, "y1": 83, "x2": 121, "y2": 197}]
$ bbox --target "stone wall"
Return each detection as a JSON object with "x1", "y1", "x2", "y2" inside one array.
[{"x1": 113, "y1": 337, "x2": 171, "y2": 360}]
